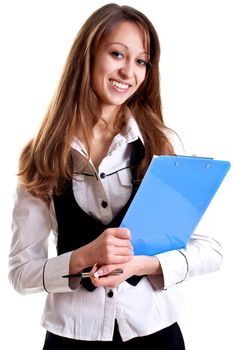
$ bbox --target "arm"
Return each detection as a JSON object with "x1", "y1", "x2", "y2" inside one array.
[
  {"x1": 88, "y1": 218, "x2": 223, "y2": 290},
  {"x1": 8, "y1": 182, "x2": 74, "y2": 294},
  {"x1": 8, "y1": 182, "x2": 133, "y2": 294},
  {"x1": 150, "y1": 217, "x2": 223, "y2": 289}
]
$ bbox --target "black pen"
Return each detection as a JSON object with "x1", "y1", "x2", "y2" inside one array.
[{"x1": 62, "y1": 268, "x2": 123, "y2": 278}]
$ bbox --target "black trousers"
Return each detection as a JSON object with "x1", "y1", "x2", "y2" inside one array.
[{"x1": 42, "y1": 321, "x2": 185, "y2": 349}]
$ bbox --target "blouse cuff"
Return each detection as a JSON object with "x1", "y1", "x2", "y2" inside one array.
[
  {"x1": 43, "y1": 251, "x2": 78, "y2": 293},
  {"x1": 154, "y1": 249, "x2": 189, "y2": 289}
]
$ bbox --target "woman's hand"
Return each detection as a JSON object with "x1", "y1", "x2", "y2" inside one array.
[
  {"x1": 87, "y1": 227, "x2": 133, "y2": 265},
  {"x1": 89, "y1": 255, "x2": 163, "y2": 289},
  {"x1": 69, "y1": 227, "x2": 133, "y2": 275}
]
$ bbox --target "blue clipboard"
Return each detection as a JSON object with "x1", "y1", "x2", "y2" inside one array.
[{"x1": 120, "y1": 155, "x2": 231, "y2": 256}]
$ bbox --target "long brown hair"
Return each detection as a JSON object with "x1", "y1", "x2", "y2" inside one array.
[{"x1": 18, "y1": 3, "x2": 176, "y2": 202}]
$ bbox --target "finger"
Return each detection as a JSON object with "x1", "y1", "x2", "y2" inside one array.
[
  {"x1": 91, "y1": 265, "x2": 121, "y2": 278},
  {"x1": 90, "y1": 263, "x2": 98, "y2": 274},
  {"x1": 110, "y1": 228, "x2": 131, "y2": 240},
  {"x1": 93, "y1": 269, "x2": 104, "y2": 278},
  {"x1": 91, "y1": 269, "x2": 124, "y2": 289},
  {"x1": 113, "y1": 246, "x2": 134, "y2": 257},
  {"x1": 103, "y1": 253, "x2": 132, "y2": 265}
]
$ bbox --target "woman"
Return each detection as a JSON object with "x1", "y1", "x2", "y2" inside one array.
[{"x1": 9, "y1": 3, "x2": 222, "y2": 349}]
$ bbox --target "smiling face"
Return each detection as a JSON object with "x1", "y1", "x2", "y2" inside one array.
[{"x1": 92, "y1": 21, "x2": 149, "y2": 115}]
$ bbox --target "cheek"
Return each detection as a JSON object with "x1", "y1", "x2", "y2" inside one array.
[
  {"x1": 92, "y1": 61, "x2": 112, "y2": 89},
  {"x1": 137, "y1": 70, "x2": 147, "y2": 87},
  {"x1": 94, "y1": 54, "x2": 113, "y2": 74}
]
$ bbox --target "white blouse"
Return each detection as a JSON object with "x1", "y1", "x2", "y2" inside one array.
[{"x1": 8, "y1": 116, "x2": 223, "y2": 341}]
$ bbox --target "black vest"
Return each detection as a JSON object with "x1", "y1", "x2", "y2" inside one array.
[{"x1": 53, "y1": 139, "x2": 145, "y2": 290}]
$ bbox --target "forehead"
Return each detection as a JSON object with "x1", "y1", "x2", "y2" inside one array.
[{"x1": 101, "y1": 21, "x2": 148, "y2": 52}]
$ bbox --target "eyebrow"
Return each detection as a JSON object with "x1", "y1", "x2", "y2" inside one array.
[{"x1": 107, "y1": 41, "x2": 149, "y2": 56}]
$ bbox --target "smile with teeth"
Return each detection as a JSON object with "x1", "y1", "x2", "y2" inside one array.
[{"x1": 110, "y1": 79, "x2": 130, "y2": 90}]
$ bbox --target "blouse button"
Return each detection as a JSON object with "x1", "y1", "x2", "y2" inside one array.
[
  {"x1": 101, "y1": 200, "x2": 108, "y2": 208},
  {"x1": 100, "y1": 172, "x2": 106, "y2": 179},
  {"x1": 107, "y1": 289, "x2": 114, "y2": 298}
]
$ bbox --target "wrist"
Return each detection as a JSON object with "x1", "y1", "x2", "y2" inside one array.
[
  {"x1": 69, "y1": 246, "x2": 92, "y2": 275},
  {"x1": 134, "y1": 255, "x2": 162, "y2": 276}
]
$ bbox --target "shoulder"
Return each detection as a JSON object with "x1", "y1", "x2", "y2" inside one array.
[
  {"x1": 163, "y1": 128, "x2": 185, "y2": 155},
  {"x1": 13, "y1": 180, "x2": 51, "y2": 213}
]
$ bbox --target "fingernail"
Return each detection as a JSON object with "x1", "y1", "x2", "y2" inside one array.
[{"x1": 94, "y1": 269, "x2": 103, "y2": 278}]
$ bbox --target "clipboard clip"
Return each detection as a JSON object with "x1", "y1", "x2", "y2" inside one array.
[{"x1": 175, "y1": 154, "x2": 214, "y2": 160}]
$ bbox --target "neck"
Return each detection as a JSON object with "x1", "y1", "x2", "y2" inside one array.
[{"x1": 100, "y1": 104, "x2": 122, "y2": 127}]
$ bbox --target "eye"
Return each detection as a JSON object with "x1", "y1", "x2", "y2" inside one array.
[
  {"x1": 111, "y1": 51, "x2": 124, "y2": 59},
  {"x1": 137, "y1": 59, "x2": 147, "y2": 66}
]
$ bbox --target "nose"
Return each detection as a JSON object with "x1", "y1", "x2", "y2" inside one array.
[{"x1": 119, "y1": 59, "x2": 134, "y2": 79}]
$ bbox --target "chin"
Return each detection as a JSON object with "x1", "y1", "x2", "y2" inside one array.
[{"x1": 107, "y1": 96, "x2": 130, "y2": 106}]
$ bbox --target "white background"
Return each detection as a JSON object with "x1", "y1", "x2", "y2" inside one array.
[{"x1": 0, "y1": 0, "x2": 232, "y2": 349}]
